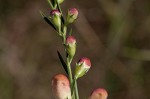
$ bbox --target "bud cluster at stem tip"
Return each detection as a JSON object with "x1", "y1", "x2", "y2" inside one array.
[{"x1": 41, "y1": 0, "x2": 109, "y2": 99}]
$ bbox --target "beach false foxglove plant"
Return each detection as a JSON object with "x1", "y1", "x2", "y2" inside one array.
[{"x1": 40, "y1": 0, "x2": 108, "y2": 99}]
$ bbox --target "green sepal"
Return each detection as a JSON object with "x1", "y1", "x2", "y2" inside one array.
[
  {"x1": 74, "y1": 63, "x2": 82, "y2": 79},
  {"x1": 75, "y1": 63, "x2": 89, "y2": 79},
  {"x1": 57, "y1": 51, "x2": 69, "y2": 75},
  {"x1": 50, "y1": 14, "x2": 61, "y2": 33},
  {"x1": 56, "y1": 0, "x2": 65, "y2": 24},
  {"x1": 66, "y1": 14, "x2": 76, "y2": 24},
  {"x1": 77, "y1": 69, "x2": 88, "y2": 78},
  {"x1": 66, "y1": 42, "x2": 76, "y2": 59}
]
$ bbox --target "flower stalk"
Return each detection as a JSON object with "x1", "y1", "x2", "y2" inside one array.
[{"x1": 41, "y1": 0, "x2": 108, "y2": 99}]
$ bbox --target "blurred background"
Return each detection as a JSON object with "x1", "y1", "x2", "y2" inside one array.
[{"x1": 0, "y1": 0, "x2": 150, "y2": 99}]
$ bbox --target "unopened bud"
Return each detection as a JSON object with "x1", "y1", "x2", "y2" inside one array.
[
  {"x1": 50, "y1": 10, "x2": 61, "y2": 32},
  {"x1": 66, "y1": 8, "x2": 78, "y2": 24},
  {"x1": 50, "y1": 10, "x2": 61, "y2": 16},
  {"x1": 52, "y1": 74, "x2": 71, "y2": 99},
  {"x1": 66, "y1": 36, "x2": 76, "y2": 58},
  {"x1": 89, "y1": 88, "x2": 108, "y2": 99},
  {"x1": 75, "y1": 57, "x2": 91, "y2": 79},
  {"x1": 57, "y1": 0, "x2": 64, "y2": 4}
]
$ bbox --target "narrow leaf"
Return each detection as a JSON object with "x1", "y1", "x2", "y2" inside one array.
[
  {"x1": 40, "y1": 11, "x2": 56, "y2": 30},
  {"x1": 57, "y1": 51, "x2": 68, "y2": 75},
  {"x1": 47, "y1": 0, "x2": 54, "y2": 9}
]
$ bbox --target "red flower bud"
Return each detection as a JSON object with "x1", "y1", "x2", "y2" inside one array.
[
  {"x1": 78, "y1": 57, "x2": 91, "y2": 67},
  {"x1": 50, "y1": 10, "x2": 61, "y2": 17},
  {"x1": 75, "y1": 57, "x2": 91, "y2": 79},
  {"x1": 50, "y1": 10, "x2": 61, "y2": 33},
  {"x1": 68, "y1": 8, "x2": 78, "y2": 17},
  {"x1": 89, "y1": 88, "x2": 108, "y2": 99},
  {"x1": 66, "y1": 36, "x2": 76, "y2": 45},
  {"x1": 66, "y1": 8, "x2": 78, "y2": 24},
  {"x1": 66, "y1": 36, "x2": 76, "y2": 58},
  {"x1": 52, "y1": 74, "x2": 71, "y2": 99}
]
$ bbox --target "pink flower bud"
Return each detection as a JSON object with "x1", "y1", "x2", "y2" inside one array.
[
  {"x1": 66, "y1": 36, "x2": 76, "y2": 58},
  {"x1": 78, "y1": 57, "x2": 91, "y2": 67},
  {"x1": 50, "y1": 10, "x2": 61, "y2": 32},
  {"x1": 66, "y1": 36, "x2": 76, "y2": 45},
  {"x1": 50, "y1": 10, "x2": 61, "y2": 17},
  {"x1": 89, "y1": 88, "x2": 108, "y2": 99},
  {"x1": 52, "y1": 74, "x2": 71, "y2": 99},
  {"x1": 68, "y1": 8, "x2": 78, "y2": 17},
  {"x1": 75, "y1": 57, "x2": 91, "y2": 79},
  {"x1": 66, "y1": 8, "x2": 78, "y2": 24}
]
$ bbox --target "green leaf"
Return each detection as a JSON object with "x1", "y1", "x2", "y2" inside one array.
[
  {"x1": 40, "y1": 11, "x2": 56, "y2": 30},
  {"x1": 57, "y1": 51, "x2": 68, "y2": 75}
]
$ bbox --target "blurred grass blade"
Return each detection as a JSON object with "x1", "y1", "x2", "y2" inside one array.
[
  {"x1": 57, "y1": 51, "x2": 68, "y2": 75},
  {"x1": 40, "y1": 11, "x2": 56, "y2": 30}
]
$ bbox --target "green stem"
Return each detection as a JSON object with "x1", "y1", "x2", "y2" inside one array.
[
  {"x1": 57, "y1": 3, "x2": 76, "y2": 97},
  {"x1": 75, "y1": 79, "x2": 79, "y2": 99},
  {"x1": 62, "y1": 25, "x2": 75, "y2": 99},
  {"x1": 66, "y1": 58, "x2": 75, "y2": 99},
  {"x1": 66, "y1": 58, "x2": 73, "y2": 83}
]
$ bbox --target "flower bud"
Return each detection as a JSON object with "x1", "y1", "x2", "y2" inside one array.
[
  {"x1": 75, "y1": 57, "x2": 91, "y2": 79},
  {"x1": 52, "y1": 74, "x2": 71, "y2": 99},
  {"x1": 57, "y1": 0, "x2": 64, "y2": 4},
  {"x1": 48, "y1": 0, "x2": 64, "y2": 9},
  {"x1": 89, "y1": 88, "x2": 108, "y2": 99},
  {"x1": 50, "y1": 10, "x2": 61, "y2": 32},
  {"x1": 66, "y1": 36, "x2": 76, "y2": 58},
  {"x1": 66, "y1": 8, "x2": 78, "y2": 24}
]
